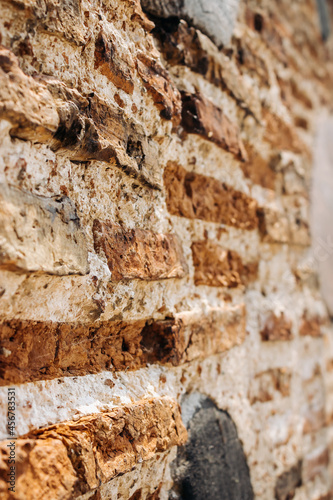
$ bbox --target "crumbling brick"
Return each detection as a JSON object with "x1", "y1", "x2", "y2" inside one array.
[
  {"x1": 181, "y1": 92, "x2": 248, "y2": 160},
  {"x1": 0, "y1": 398, "x2": 187, "y2": 499},
  {"x1": 191, "y1": 240, "x2": 258, "y2": 288},
  {"x1": 164, "y1": 162, "x2": 258, "y2": 230},
  {"x1": 93, "y1": 220, "x2": 188, "y2": 281},
  {"x1": 260, "y1": 313, "x2": 293, "y2": 341}
]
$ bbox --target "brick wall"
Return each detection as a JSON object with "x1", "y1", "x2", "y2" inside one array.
[{"x1": 0, "y1": 0, "x2": 333, "y2": 498}]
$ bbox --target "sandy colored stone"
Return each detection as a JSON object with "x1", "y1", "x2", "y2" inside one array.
[
  {"x1": 257, "y1": 206, "x2": 290, "y2": 244},
  {"x1": 0, "y1": 0, "x2": 332, "y2": 496},
  {"x1": 240, "y1": 144, "x2": 276, "y2": 190},
  {"x1": 263, "y1": 110, "x2": 310, "y2": 156},
  {"x1": 299, "y1": 316, "x2": 324, "y2": 337},
  {"x1": 93, "y1": 220, "x2": 188, "y2": 281},
  {"x1": 191, "y1": 240, "x2": 258, "y2": 288},
  {"x1": 0, "y1": 45, "x2": 59, "y2": 142},
  {"x1": 164, "y1": 162, "x2": 258, "y2": 230},
  {"x1": 4, "y1": 0, "x2": 87, "y2": 45},
  {"x1": 0, "y1": 184, "x2": 89, "y2": 275},
  {"x1": 0, "y1": 47, "x2": 162, "y2": 188},
  {"x1": 181, "y1": 92, "x2": 248, "y2": 160},
  {"x1": 0, "y1": 438, "x2": 78, "y2": 500},
  {"x1": 302, "y1": 366, "x2": 326, "y2": 434}
]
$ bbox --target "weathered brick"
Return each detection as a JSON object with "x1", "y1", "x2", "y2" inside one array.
[
  {"x1": 244, "y1": 8, "x2": 289, "y2": 66},
  {"x1": 153, "y1": 20, "x2": 261, "y2": 119},
  {"x1": 94, "y1": 31, "x2": 134, "y2": 94},
  {"x1": 233, "y1": 34, "x2": 270, "y2": 87},
  {"x1": 263, "y1": 110, "x2": 310, "y2": 156},
  {"x1": 257, "y1": 205, "x2": 310, "y2": 246},
  {"x1": 274, "y1": 461, "x2": 302, "y2": 500},
  {"x1": 257, "y1": 206, "x2": 290, "y2": 244},
  {"x1": 0, "y1": 398, "x2": 187, "y2": 499},
  {"x1": 260, "y1": 313, "x2": 293, "y2": 341},
  {"x1": 164, "y1": 162, "x2": 258, "y2": 230},
  {"x1": 93, "y1": 220, "x2": 187, "y2": 281},
  {"x1": 248, "y1": 368, "x2": 291, "y2": 404},
  {"x1": 191, "y1": 240, "x2": 258, "y2": 288},
  {"x1": 0, "y1": 318, "x2": 150, "y2": 385},
  {"x1": 181, "y1": 92, "x2": 248, "y2": 160},
  {"x1": 241, "y1": 144, "x2": 276, "y2": 190},
  {"x1": 0, "y1": 184, "x2": 89, "y2": 275},
  {"x1": 302, "y1": 367, "x2": 326, "y2": 434},
  {"x1": 141, "y1": 304, "x2": 246, "y2": 365},
  {"x1": 299, "y1": 316, "x2": 324, "y2": 337},
  {"x1": 0, "y1": 305, "x2": 245, "y2": 385},
  {"x1": 0, "y1": 438, "x2": 78, "y2": 500},
  {"x1": 136, "y1": 52, "x2": 181, "y2": 124}
]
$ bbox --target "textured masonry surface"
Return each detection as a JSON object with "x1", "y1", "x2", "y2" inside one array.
[{"x1": 1, "y1": 0, "x2": 333, "y2": 498}]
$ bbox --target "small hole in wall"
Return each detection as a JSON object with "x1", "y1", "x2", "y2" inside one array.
[{"x1": 254, "y1": 13, "x2": 264, "y2": 32}]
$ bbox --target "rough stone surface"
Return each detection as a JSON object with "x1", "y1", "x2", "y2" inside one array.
[
  {"x1": 0, "y1": 46, "x2": 162, "y2": 188},
  {"x1": 248, "y1": 368, "x2": 291, "y2": 404},
  {"x1": 141, "y1": 304, "x2": 246, "y2": 365},
  {"x1": 137, "y1": 52, "x2": 182, "y2": 124},
  {"x1": 0, "y1": 0, "x2": 333, "y2": 498},
  {"x1": 94, "y1": 31, "x2": 135, "y2": 94},
  {"x1": 0, "y1": 184, "x2": 89, "y2": 275},
  {"x1": 260, "y1": 313, "x2": 293, "y2": 342}
]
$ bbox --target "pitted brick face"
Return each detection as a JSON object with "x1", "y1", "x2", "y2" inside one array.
[
  {"x1": 163, "y1": 163, "x2": 258, "y2": 229},
  {"x1": 92, "y1": 220, "x2": 188, "y2": 281}
]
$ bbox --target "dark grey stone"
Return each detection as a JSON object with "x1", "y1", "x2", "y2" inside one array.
[
  {"x1": 141, "y1": 0, "x2": 240, "y2": 47},
  {"x1": 169, "y1": 394, "x2": 254, "y2": 500},
  {"x1": 274, "y1": 461, "x2": 302, "y2": 500}
]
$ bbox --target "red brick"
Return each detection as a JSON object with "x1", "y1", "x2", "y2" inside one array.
[
  {"x1": 191, "y1": 240, "x2": 258, "y2": 287},
  {"x1": 181, "y1": 92, "x2": 247, "y2": 160},
  {"x1": 136, "y1": 52, "x2": 181, "y2": 125},
  {"x1": 93, "y1": 220, "x2": 188, "y2": 281},
  {"x1": 164, "y1": 162, "x2": 258, "y2": 230},
  {"x1": 260, "y1": 313, "x2": 293, "y2": 341},
  {"x1": 0, "y1": 398, "x2": 187, "y2": 498},
  {"x1": 248, "y1": 368, "x2": 291, "y2": 404}
]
